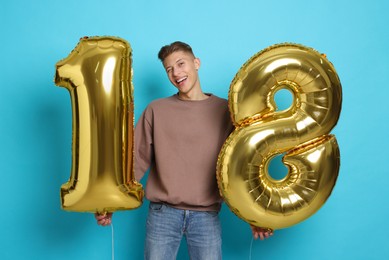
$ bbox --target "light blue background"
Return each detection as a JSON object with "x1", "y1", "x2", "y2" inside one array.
[{"x1": 1, "y1": 0, "x2": 388, "y2": 259}]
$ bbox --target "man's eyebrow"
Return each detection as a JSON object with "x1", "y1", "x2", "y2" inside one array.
[{"x1": 165, "y1": 58, "x2": 185, "y2": 71}]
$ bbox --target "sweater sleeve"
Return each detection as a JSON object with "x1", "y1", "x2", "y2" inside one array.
[{"x1": 134, "y1": 107, "x2": 154, "y2": 182}]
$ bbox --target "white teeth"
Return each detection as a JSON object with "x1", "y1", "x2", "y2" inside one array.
[{"x1": 176, "y1": 77, "x2": 187, "y2": 83}]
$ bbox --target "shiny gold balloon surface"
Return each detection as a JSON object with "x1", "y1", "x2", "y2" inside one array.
[
  {"x1": 55, "y1": 36, "x2": 143, "y2": 213},
  {"x1": 217, "y1": 43, "x2": 342, "y2": 230}
]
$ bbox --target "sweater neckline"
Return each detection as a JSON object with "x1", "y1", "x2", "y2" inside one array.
[{"x1": 173, "y1": 93, "x2": 214, "y2": 103}]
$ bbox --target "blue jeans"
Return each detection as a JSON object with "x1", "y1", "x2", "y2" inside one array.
[{"x1": 145, "y1": 202, "x2": 222, "y2": 260}]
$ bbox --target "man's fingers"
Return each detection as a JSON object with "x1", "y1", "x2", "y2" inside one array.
[
  {"x1": 98, "y1": 218, "x2": 111, "y2": 226},
  {"x1": 251, "y1": 226, "x2": 274, "y2": 240},
  {"x1": 95, "y1": 215, "x2": 106, "y2": 220},
  {"x1": 95, "y1": 212, "x2": 112, "y2": 226}
]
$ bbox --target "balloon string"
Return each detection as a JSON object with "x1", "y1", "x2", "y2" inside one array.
[
  {"x1": 249, "y1": 236, "x2": 254, "y2": 260},
  {"x1": 111, "y1": 224, "x2": 115, "y2": 260}
]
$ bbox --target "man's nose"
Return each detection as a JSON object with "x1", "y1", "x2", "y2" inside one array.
[{"x1": 172, "y1": 66, "x2": 181, "y2": 76}]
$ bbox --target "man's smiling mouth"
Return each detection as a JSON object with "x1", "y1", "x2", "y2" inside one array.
[{"x1": 176, "y1": 77, "x2": 187, "y2": 84}]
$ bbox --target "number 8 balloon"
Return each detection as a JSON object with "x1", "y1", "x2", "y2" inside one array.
[
  {"x1": 55, "y1": 36, "x2": 143, "y2": 213},
  {"x1": 217, "y1": 43, "x2": 342, "y2": 230}
]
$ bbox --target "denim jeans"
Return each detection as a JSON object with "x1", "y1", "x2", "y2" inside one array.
[{"x1": 145, "y1": 202, "x2": 222, "y2": 260}]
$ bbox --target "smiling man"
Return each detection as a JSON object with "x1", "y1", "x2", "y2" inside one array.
[
  {"x1": 96, "y1": 41, "x2": 273, "y2": 259},
  {"x1": 162, "y1": 44, "x2": 203, "y2": 100}
]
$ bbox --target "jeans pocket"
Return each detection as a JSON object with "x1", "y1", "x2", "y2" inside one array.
[
  {"x1": 204, "y1": 210, "x2": 219, "y2": 217},
  {"x1": 149, "y1": 202, "x2": 164, "y2": 211}
]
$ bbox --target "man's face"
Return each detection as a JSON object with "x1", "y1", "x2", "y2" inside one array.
[{"x1": 162, "y1": 50, "x2": 201, "y2": 96}]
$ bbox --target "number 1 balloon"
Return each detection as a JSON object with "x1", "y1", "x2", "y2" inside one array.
[
  {"x1": 55, "y1": 36, "x2": 143, "y2": 213},
  {"x1": 217, "y1": 43, "x2": 342, "y2": 230}
]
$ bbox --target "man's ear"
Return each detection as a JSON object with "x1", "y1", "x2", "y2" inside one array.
[{"x1": 194, "y1": 57, "x2": 201, "y2": 70}]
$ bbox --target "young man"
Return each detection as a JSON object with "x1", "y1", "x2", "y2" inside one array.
[{"x1": 96, "y1": 41, "x2": 273, "y2": 259}]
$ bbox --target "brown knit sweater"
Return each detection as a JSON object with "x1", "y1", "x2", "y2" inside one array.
[{"x1": 134, "y1": 94, "x2": 233, "y2": 211}]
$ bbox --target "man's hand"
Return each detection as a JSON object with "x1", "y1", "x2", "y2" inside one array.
[
  {"x1": 94, "y1": 212, "x2": 113, "y2": 226},
  {"x1": 250, "y1": 225, "x2": 273, "y2": 240}
]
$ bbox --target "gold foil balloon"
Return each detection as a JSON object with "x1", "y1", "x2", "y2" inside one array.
[
  {"x1": 55, "y1": 36, "x2": 143, "y2": 213},
  {"x1": 217, "y1": 43, "x2": 342, "y2": 230}
]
